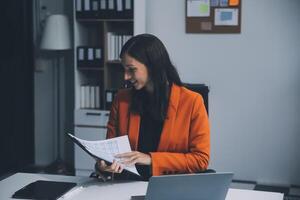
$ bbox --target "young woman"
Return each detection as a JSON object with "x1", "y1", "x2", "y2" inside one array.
[{"x1": 96, "y1": 34, "x2": 210, "y2": 180}]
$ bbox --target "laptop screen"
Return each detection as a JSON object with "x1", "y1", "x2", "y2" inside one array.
[{"x1": 131, "y1": 172, "x2": 233, "y2": 200}]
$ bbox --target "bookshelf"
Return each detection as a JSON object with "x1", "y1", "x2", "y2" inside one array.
[{"x1": 73, "y1": 0, "x2": 145, "y2": 176}]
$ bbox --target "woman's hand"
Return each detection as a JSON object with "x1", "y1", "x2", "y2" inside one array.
[
  {"x1": 115, "y1": 151, "x2": 152, "y2": 166},
  {"x1": 96, "y1": 160, "x2": 123, "y2": 173},
  {"x1": 96, "y1": 151, "x2": 151, "y2": 174}
]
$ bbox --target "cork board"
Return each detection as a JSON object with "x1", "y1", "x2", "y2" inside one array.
[{"x1": 186, "y1": 0, "x2": 241, "y2": 33}]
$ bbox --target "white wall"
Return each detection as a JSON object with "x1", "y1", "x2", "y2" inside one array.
[{"x1": 146, "y1": 0, "x2": 300, "y2": 185}]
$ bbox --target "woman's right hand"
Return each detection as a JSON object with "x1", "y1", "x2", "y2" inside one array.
[{"x1": 96, "y1": 159, "x2": 124, "y2": 173}]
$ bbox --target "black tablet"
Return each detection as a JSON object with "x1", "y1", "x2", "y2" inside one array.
[{"x1": 12, "y1": 180, "x2": 77, "y2": 199}]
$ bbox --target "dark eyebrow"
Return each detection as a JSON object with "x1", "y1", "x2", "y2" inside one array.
[{"x1": 124, "y1": 65, "x2": 136, "y2": 69}]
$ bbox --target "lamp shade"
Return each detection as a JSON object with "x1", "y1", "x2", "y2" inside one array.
[{"x1": 40, "y1": 14, "x2": 71, "y2": 50}]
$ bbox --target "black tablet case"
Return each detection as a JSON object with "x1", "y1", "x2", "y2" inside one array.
[{"x1": 12, "y1": 180, "x2": 77, "y2": 199}]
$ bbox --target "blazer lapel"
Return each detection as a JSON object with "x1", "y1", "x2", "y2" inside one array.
[
  {"x1": 128, "y1": 112, "x2": 140, "y2": 150},
  {"x1": 157, "y1": 84, "x2": 180, "y2": 151}
]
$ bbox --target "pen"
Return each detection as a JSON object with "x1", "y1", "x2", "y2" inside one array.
[{"x1": 60, "y1": 186, "x2": 84, "y2": 199}]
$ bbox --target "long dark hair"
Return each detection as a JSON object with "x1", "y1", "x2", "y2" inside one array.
[{"x1": 120, "y1": 34, "x2": 182, "y2": 121}]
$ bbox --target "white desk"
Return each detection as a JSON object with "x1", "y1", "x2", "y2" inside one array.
[{"x1": 0, "y1": 173, "x2": 284, "y2": 200}]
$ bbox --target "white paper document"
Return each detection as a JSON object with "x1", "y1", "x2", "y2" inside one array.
[{"x1": 68, "y1": 133, "x2": 140, "y2": 176}]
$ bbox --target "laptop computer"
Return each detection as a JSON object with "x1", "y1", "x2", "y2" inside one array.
[{"x1": 131, "y1": 172, "x2": 233, "y2": 200}]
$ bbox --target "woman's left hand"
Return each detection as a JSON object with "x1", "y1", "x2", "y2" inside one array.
[{"x1": 115, "y1": 151, "x2": 152, "y2": 166}]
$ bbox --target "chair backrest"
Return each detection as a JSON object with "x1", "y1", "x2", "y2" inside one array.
[{"x1": 184, "y1": 83, "x2": 209, "y2": 115}]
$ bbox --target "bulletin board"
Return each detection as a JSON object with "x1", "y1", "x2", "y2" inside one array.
[{"x1": 186, "y1": 0, "x2": 241, "y2": 33}]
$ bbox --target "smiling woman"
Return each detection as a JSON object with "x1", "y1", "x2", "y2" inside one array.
[
  {"x1": 95, "y1": 34, "x2": 210, "y2": 181},
  {"x1": 122, "y1": 55, "x2": 149, "y2": 91}
]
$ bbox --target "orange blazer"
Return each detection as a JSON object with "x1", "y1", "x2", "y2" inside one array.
[{"x1": 106, "y1": 84, "x2": 210, "y2": 176}]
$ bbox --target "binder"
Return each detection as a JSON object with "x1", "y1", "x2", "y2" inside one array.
[
  {"x1": 84, "y1": 0, "x2": 91, "y2": 11},
  {"x1": 94, "y1": 47, "x2": 102, "y2": 66},
  {"x1": 100, "y1": 0, "x2": 107, "y2": 10},
  {"x1": 90, "y1": 86, "x2": 96, "y2": 108},
  {"x1": 77, "y1": 47, "x2": 85, "y2": 67},
  {"x1": 91, "y1": 0, "x2": 99, "y2": 11},
  {"x1": 98, "y1": 0, "x2": 107, "y2": 18},
  {"x1": 106, "y1": 0, "x2": 116, "y2": 18},
  {"x1": 123, "y1": 0, "x2": 133, "y2": 19},
  {"x1": 95, "y1": 86, "x2": 100, "y2": 108},
  {"x1": 87, "y1": 47, "x2": 94, "y2": 61},
  {"x1": 105, "y1": 89, "x2": 118, "y2": 110},
  {"x1": 80, "y1": 85, "x2": 85, "y2": 108},
  {"x1": 116, "y1": 0, "x2": 123, "y2": 12},
  {"x1": 85, "y1": 86, "x2": 91, "y2": 108},
  {"x1": 76, "y1": 0, "x2": 83, "y2": 11},
  {"x1": 92, "y1": 0, "x2": 109, "y2": 18},
  {"x1": 124, "y1": 0, "x2": 131, "y2": 10},
  {"x1": 108, "y1": 0, "x2": 114, "y2": 10},
  {"x1": 76, "y1": 0, "x2": 85, "y2": 18}
]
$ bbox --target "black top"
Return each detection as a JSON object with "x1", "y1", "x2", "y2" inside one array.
[{"x1": 136, "y1": 106, "x2": 164, "y2": 180}]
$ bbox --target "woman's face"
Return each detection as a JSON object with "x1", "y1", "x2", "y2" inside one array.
[{"x1": 122, "y1": 54, "x2": 149, "y2": 90}]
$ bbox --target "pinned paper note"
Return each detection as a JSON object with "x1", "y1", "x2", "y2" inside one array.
[
  {"x1": 214, "y1": 8, "x2": 238, "y2": 26},
  {"x1": 220, "y1": 0, "x2": 228, "y2": 6},
  {"x1": 229, "y1": 0, "x2": 239, "y2": 6},
  {"x1": 201, "y1": 21, "x2": 212, "y2": 31},
  {"x1": 187, "y1": 0, "x2": 210, "y2": 17},
  {"x1": 210, "y1": 0, "x2": 219, "y2": 7}
]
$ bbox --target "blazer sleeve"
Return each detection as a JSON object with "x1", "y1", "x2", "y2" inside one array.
[{"x1": 150, "y1": 94, "x2": 210, "y2": 176}]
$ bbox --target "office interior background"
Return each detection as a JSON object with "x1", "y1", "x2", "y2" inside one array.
[{"x1": 1, "y1": 0, "x2": 299, "y2": 188}]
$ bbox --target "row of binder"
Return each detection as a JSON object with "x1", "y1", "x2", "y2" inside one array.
[
  {"x1": 107, "y1": 33, "x2": 132, "y2": 61},
  {"x1": 80, "y1": 85, "x2": 119, "y2": 110},
  {"x1": 77, "y1": 47, "x2": 102, "y2": 68},
  {"x1": 76, "y1": 0, "x2": 133, "y2": 19},
  {"x1": 80, "y1": 85, "x2": 101, "y2": 109}
]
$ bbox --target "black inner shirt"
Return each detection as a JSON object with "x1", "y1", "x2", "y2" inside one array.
[{"x1": 136, "y1": 106, "x2": 164, "y2": 180}]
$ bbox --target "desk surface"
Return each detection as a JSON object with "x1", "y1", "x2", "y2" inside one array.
[{"x1": 0, "y1": 173, "x2": 284, "y2": 200}]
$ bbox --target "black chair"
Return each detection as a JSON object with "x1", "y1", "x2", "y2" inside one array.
[
  {"x1": 184, "y1": 83, "x2": 214, "y2": 173},
  {"x1": 184, "y1": 83, "x2": 209, "y2": 115}
]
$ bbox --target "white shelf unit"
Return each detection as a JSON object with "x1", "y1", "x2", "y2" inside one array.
[{"x1": 73, "y1": 0, "x2": 145, "y2": 176}]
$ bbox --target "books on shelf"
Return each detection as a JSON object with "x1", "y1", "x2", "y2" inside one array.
[
  {"x1": 107, "y1": 33, "x2": 132, "y2": 61},
  {"x1": 80, "y1": 85, "x2": 101, "y2": 109},
  {"x1": 76, "y1": 0, "x2": 134, "y2": 19}
]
